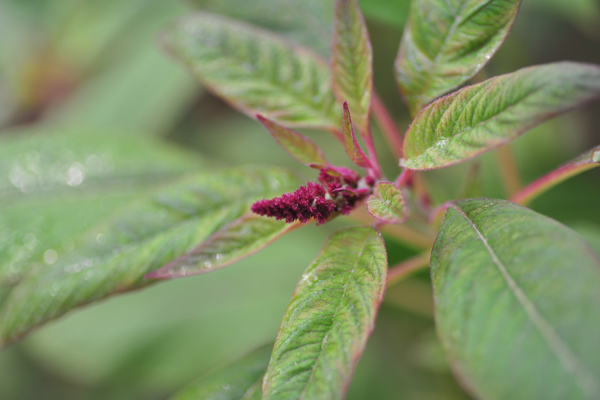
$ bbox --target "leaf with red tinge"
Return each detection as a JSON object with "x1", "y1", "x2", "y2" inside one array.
[
  {"x1": 342, "y1": 102, "x2": 371, "y2": 169},
  {"x1": 512, "y1": 144, "x2": 600, "y2": 205},
  {"x1": 367, "y1": 182, "x2": 408, "y2": 224},
  {"x1": 160, "y1": 12, "x2": 339, "y2": 130},
  {"x1": 262, "y1": 226, "x2": 387, "y2": 400},
  {"x1": 395, "y1": 0, "x2": 522, "y2": 116},
  {"x1": 432, "y1": 198, "x2": 600, "y2": 399},
  {"x1": 147, "y1": 214, "x2": 298, "y2": 279},
  {"x1": 401, "y1": 62, "x2": 600, "y2": 170},
  {"x1": 257, "y1": 115, "x2": 329, "y2": 167},
  {"x1": 331, "y1": 0, "x2": 373, "y2": 132}
]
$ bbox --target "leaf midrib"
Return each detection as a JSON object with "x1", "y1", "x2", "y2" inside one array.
[
  {"x1": 451, "y1": 204, "x2": 600, "y2": 397},
  {"x1": 298, "y1": 229, "x2": 374, "y2": 399}
]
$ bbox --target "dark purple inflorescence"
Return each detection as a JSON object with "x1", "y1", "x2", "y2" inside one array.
[{"x1": 251, "y1": 168, "x2": 372, "y2": 225}]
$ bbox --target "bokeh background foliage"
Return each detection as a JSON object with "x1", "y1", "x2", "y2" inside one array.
[{"x1": 0, "y1": 0, "x2": 599, "y2": 399}]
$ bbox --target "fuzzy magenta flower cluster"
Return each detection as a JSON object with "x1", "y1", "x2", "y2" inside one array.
[{"x1": 251, "y1": 168, "x2": 373, "y2": 225}]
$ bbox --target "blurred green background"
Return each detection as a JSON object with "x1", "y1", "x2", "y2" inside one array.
[{"x1": 0, "y1": 0, "x2": 599, "y2": 399}]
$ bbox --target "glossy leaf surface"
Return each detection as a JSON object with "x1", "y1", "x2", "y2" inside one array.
[
  {"x1": 161, "y1": 12, "x2": 339, "y2": 130},
  {"x1": 401, "y1": 62, "x2": 600, "y2": 170},
  {"x1": 366, "y1": 182, "x2": 408, "y2": 224},
  {"x1": 257, "y1": 116, "x2": 329, "y2": 167},
  {"x1": 0, "y1": 128, "x2": 201, "y2": 286},
  {"x1": 342, "y1": 102, "x2": 371, "y2": 168},
  {"x1": 148, "y1": 215, "x2": 298, "y2": 279},
  {"x1": 263, "y1": 227, "x2": 387, "y2": 400},
  {"x1": 331, "y1": 0, "x2": 373, "y2": 131},
  {"x1": 0, "y1": 167, "x2": 302, "y2": 348},
  {"x1": 395, "y1": 0, "x2": 521, "y2": 115},
  {"x1": 432, "y1": 198, "x2": 600, "y2": 399},
  {"x1": 170, "y1": 344, "x2": 271, "y2": 400}
]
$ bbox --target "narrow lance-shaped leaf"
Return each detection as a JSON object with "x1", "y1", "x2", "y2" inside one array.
[
  {"x1": 263, "y1": 226, "x2": 388, "y2": 400},
  {"x1": 366, "y1": 182, "x2": 408, "y2": 224},
  {"x1": 395, "y1": 0, "x2": 522, "y2": 115},
  {"x1": 169, "y1": 344, "x2": 272, "y2": 400},
  {"x1": 0, "y1": 167, "x2": 302, "y2": 348},
  {"x1": 342, "y1": 102, "x2": 372, "y2": 169},
  {"x1": 147, "y1": 214, "x2": 299, "y2": 279},
  {"x1": 331, "y1": 0, "x2": 373, "y2": 132},
  {"x1": 257, "y1": 115, "x2": 329, "y2": 167},
  {"x1": 160, "y1": 12, "x2": 340, "y2": 130},
  {"x1": 511, "y1": 144, "x2": 600, "y2": 205},
  {"x1": 401, "y1": 62, "x2": 600, "y2": 170},
  {"x1": 432, "y1": 198, "x2": 600, "y2": 399}
]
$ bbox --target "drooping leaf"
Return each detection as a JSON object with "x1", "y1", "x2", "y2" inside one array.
[
  {"x1": 511, "y1": 144, "x2": 600, "y2": 205},
  {"x1": 401, "y1": 62, "x2": 600, "y2": 170},
  {"x1": 366, "y1": 182, "x2": 408, "y2": 224},
  {"x1": 169, "y1": 344, "x2": 271, "y2": 400},
  {"x1": 331, "y1": 0, "x2": 373, "y2": 132},
  {"x1": 147, "y1": 214, "x2": 299, "y2": 279},
  {"x1": 0, "y1": 127, "x2": 202, "y2": 286},
  {"x1": 342, "y1": 102, "x2": 371, "y2": 169},
  {"x1": 257, "y1": 115, "x2": 329, "y2": 167},
  {"x1": 395, "y1": 0, "x2": 522, "y2": 116},
  {"x1": 263, "y1": 226, "x2": 387, "y2": 400},
  {"x1": 0, "y1": 166, "x2": 302, "y2": 348},
  {"x1": 160, "y1": 12, "x2": 340, "y2": 130},
  {"x1": 432, "y1": 198, "x2": 600, "y2": 399}
]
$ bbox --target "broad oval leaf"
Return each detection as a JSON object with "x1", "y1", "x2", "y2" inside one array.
[
  {"x1": 257, "y1": 115, "x2": 329, "y2": 167},
  {"x1": 401, "y1": 62, "x2": 600, "y2": 170},
  {"x1": 395, "y1": 0, "x2": 521, "y2": 115},
  {"x1": 263, "y1": 226, "x2": 387, "y2": 400},
  {"x1": 147, "y1": 214, "x2": 298, "y2": 279},
  {"x1": 432, "y1": 198, "x2": 600, "y2": 399},
  {"x1": 511, "y1": 144, "x2": 600, "y2": 205},
  {"x1": 0, "y1": 166, "x2": 302, "y2": 348},
  {"x1": 342, "y1": 102, "x2": 371, "y2": 169},
  {"x1": 170, "y1": 344, "x2": 271, "y2": 400},
  {"x1": 0, "y1": 127, "x2": 202, "y2": 286},
  {"x1": 331, "y1": 0, "x2": 373, "y2": 132},
  {"x1": 161, "y1": 12, "x2": 340, "y2": 130},
  {"x1": 366, "y1": 182, "x2": 408, "y2": 224}
]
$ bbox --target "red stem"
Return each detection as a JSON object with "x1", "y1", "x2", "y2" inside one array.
[{"x1": 372, "y1": 93, "x2": 404, "y2": 160}]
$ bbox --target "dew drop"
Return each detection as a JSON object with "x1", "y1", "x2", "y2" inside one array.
[{"x1": 44, "y1": 249, "x2": 58, "y2": 264}]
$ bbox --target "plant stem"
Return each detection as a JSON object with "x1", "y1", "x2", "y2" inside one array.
[
  {"x1": 387, "y1": 252, "x2": 431, "y2": 286},
  {"x1": 510, "y1": 154, "x2": 600, "y2": 205},
  {"x1": 363, "y1": 125, "x2": 383, "y2": 179},
  {"x1": 496, "y1": 144, "x2": 522, "y2": 197},
  {"x1": 349, "y1": 206, "x2": 435, "y2": 249},
  {"x1": 372, "y1": 92, "x2": 404, "y2": 159}
]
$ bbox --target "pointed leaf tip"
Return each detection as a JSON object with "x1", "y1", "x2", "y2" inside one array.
[
  {"x1": 257, "y1": 115, "x2": 329, "y2": 167},
  {"x1": 342, "y1": 102, "x2": 372, "y2": 169}
]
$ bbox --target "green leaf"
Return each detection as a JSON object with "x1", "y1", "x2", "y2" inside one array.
[
  {"x1": 0, "y1": 166, "x2": 302, "y2": 348},
  {"x1": 169, "y1": 344, "x2": 271, "y2": 400},
  {"x1": 432, "y1": 198, "x2": 600, "y2": 399},
  {"x1": 342, "y1": 102, "x2": 371, "y2": 168},
  {"x1": 401, "y1": 62, "x2": 600, "y2": 170},
  {"x1": 161, "y1": 12, "x2": 340, "y2": 131},
  {"x1": 257, "y1": 115, "x2": 329, "y2": 167},
  {"x1": 147, "y1": 214, "x2": 298, "y2": 279},
  {"x1": 511, "y1": 144, "x2": 600, "y2": 205},
  {"x1": 366, "y1": 182, "x2": 408, "y2": 224},
  {"x1": 263, "y1": 226, "x2": 387, "y2": 400},
  {"x1": 0, "y1": 127, "x2": 202, "y2": 286},
  {"x1": 395, "y1": 0, "x2": 522, "y2": 115},
  {"x1": 331, "y1": 0, "x2": 373, "y2": 132}
]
